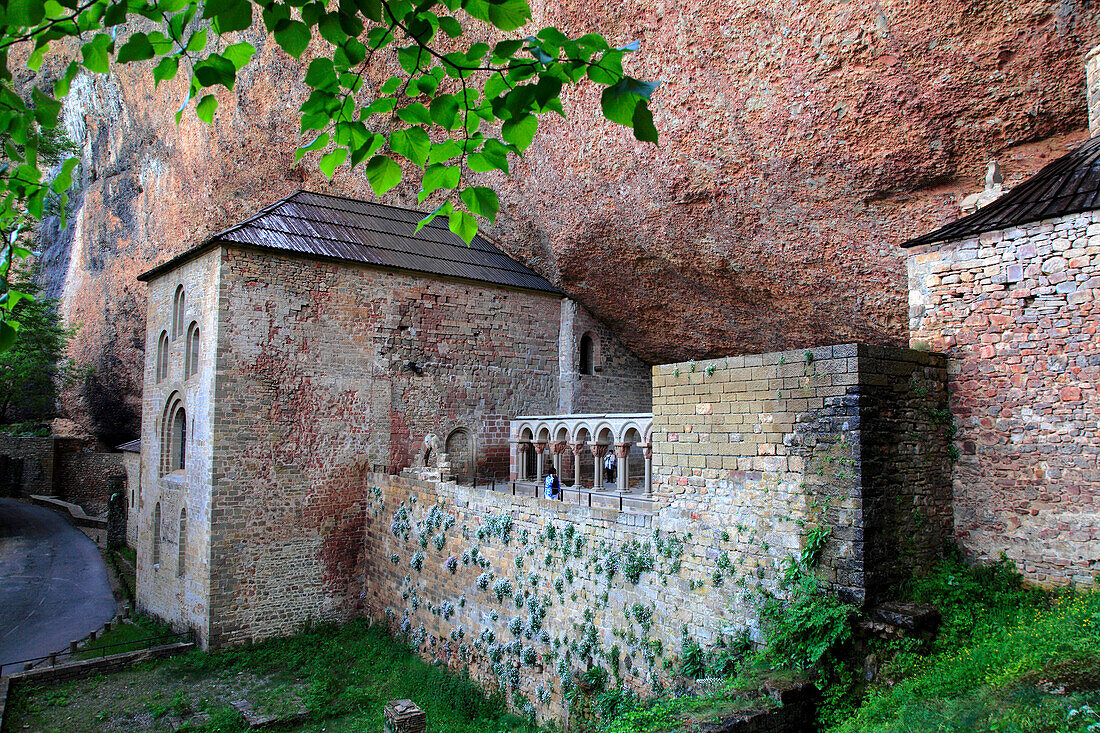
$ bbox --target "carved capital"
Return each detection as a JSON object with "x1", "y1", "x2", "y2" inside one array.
[
  {"x1": 614, "y1": 442, "x2": 632, "y2": 459},
  {"x1": 570, "y1": 442, "x2": 586, "y2": 456},
  {"x1": 550, "y1": 440, "x2": 568, "y2": 455},
  {"x1": 533, "y1": 442, "x2": 546, "y2": 455},
  {"x1": 590, "y1": 443, "x2": 609, "y2": 459}
]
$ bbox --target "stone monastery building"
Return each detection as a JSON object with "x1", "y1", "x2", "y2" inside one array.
[{"x1": 135, "y1": 191, "x2": 651, "y2": 645}]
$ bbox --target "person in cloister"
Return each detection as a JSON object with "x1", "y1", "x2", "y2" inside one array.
[{"x1": 545, "y1": 465, "x2": 561, "y2": 500}]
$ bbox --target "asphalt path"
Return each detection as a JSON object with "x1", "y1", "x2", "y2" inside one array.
[{"x1": 0, "y1": 498, "x2": 116, "y2": 673}]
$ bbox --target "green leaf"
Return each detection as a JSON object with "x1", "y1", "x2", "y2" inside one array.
[
  {"x1": 631, "y1": 99, "x2": 657, "y2": 143},
  {"x1": 354, "y1": 0, "x2": 382, "y2": 22},
  {"x1": 274, "y1": 20, "x2": 311, "y2": 58},
  {"x1": 419, "y1": 163, "x2": 460, "y2": 202},
  {"x1": 429, "y1": 94, "x2": 459, "y2": 129},
  {"x1": 116, "y1": 33, "x2": 154, "y2": 64},
  {"x1": 31, "y1": 87, "x2": 61, "y2": 127},
  {"x1": 460, "y1": 186, "x2": 499, "y2": 222},
  {"x1": 448, "y1": 209, "x2": 478, "y2": 244},
  {"x1": 365, "y1": 155, "x2": 402, "y2": 195},
  {"x1": 305, "y1": 58, "x2": 338, "y2": 91},
  {"x1": 427, "y1": 139, "x2": 463, "y2": 165},
  {"x1": 379, "y1": 76, "x2": 403, "y2": 95},
  {"x1": 319, "y1": 148, "x2": 348, "y2": 178},
  {"x1": 193, "y1": 54, "x2": 237, "y2": 90},
  {"x1": 600, "y1": 77, "x2": 660, "y2": 126},
  {"x1": 27, "y1": 44, "x2": 48, "y2": 72},
  {"x1": 465, "y1": 0, "x2": 531, "y2": 31},
  {"x1": 80, "y1": 34, "x2": 112, "y2": 73},
  {"x1": 501, "y1": 114, "x2": 536, "y2": 153},
  {"x1": 438, "y1": 16, "x2": 463, "y2": 37},
  {"x1": 51, "y1": 158, "x2": 79, "y2": 193},
  {"x1": 195, "y1": 94, "x2": 219, "y2": 123},
  {"x1": 415, "y1": 75, "x2": 439, "y2": 96},
  {"x1": 587, "y1": 49, "x2": 623, "y2": 85},
  {"x1": 223, "y1": 42, "x2": 256, "y2": 70},
  {"x1": 7, "y1": 0, "x2": 46, "y2": 28},
  {"x1": 389, "y1": 127, "x2": 430, "y2": 167},
  {"x1": 153, "y1": 57, "x2": 180, "y2": 86},
  {"x1": 209, "y1": 0, "x2": 253, "y2": 34},
  {"x1": 415, "y1": 200, "x2": 453, "y2": 232},
  {"x1": 0, "y1": 321, "x2": 16, "y2": 352},
  {"x1": 186, "y1": 29, "x2": 208, "y2": 52},
  {"x1": 396, "y1": 103, "x2": 431, "y2": 125}
]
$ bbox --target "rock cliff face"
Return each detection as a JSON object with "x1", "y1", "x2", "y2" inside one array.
[{"x1": 32, "y1": 0, "x2": 1100, "y2": 441}]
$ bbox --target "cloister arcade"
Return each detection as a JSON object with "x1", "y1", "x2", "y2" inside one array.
[{"x1": 510, "y1": 413, "x2": 654, "y2": 494}]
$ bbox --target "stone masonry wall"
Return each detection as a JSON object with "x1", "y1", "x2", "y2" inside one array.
[
  {"x1": 54, "y1": 443, "x2": 125, "y2": 505},
  {"x1": 137, "y1": 247, "x2": 221, "y2": 643},
  {"x1": 208, "y1": 248, "x2": 574, "y2": 646},
  {"x1": 0, "y1": 434, "x2": 58, "y2": 496},
  {"x1": 123, "y1": 450, "x2": 140, "y2": 548},
  {"x1": 650, "y1": 344, "x2": 951, "y2": 606},
  {"x1": 908, "y1": 209, "x2": 1100, "y2": 586},
  {"x1": 559, "y1": 300, "x2": 653, "y2": 415},
  {"x1": 361, "y1": 344, "x2": 950, "y2": 718}
]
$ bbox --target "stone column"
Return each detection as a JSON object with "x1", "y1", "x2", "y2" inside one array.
[
  {"x1": 384, "y1": 699, "x2": 426, "y2": 733},
  {"x1": 551, "y1": 441, "x2": 567, "y2": 479},
  {"x1": 615, "y1": 443, "x2": 632, "y2": 492},
  {"x1": 643, "y1": 444, "x2": 653, "y2": 494},
  {"x1": 570, "y1": 442, "x2": 586, "y2": 487},
  {"x1": 533, "y1": 442, "x2": 546, "y2": 482},
  {"x1": 514, "y1": 442, "x2": 529, "y2": 481},
  {"x1": 590, "y1": 443, "x2": 608, "y2": 490}
]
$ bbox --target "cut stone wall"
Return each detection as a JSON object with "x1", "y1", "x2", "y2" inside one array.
[
  {"x1": 560, "y1": 300, "x2": 653, "y2": 415},
  {"x1": 122, "y1": 450, "x2": 140, "y2": 548},
  {"x1": 361, "y1": 344, "x2": 950, "y2": 717},
  {"x1": 0, "y1": 434, "x2": 124, "y2": 508},
  {"x1": 908, "y1": 209, "x2": 1100, "y2": 586},
  {"x1": 651, "y1": 345, "x2": 952, "y2": 605},
  {"x1": 202, "y1": 247, "x2": 649, "y2": 647}
]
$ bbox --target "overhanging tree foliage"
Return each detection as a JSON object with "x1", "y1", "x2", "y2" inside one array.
[{"x1": 0, "y1": 0, "x2": 661, "y2": 345}]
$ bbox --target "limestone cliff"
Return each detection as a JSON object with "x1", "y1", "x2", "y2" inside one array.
[{"x1": 30, "y1": 0, "x2": 1100, "y2": 442}]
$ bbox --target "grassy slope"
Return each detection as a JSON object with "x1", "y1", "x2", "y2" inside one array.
[
  {"x1": 5, "y1": 621, "x2": 535, "y2": 733},
  {"x1": 834, "y1": 560, "x2": 1100, "y2": 733}
]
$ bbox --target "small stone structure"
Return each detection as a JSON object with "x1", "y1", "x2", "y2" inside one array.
[
  {"x1": 0, "y1": 433, "x2": 125, "y2": 508},
  {"x1": 383, "y1": 700, "x2": 426, "y2": 733}
]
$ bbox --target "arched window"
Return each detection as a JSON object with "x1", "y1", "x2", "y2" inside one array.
[
  {"x1": 156, "y1": 331, "x2": 169, "y2": 382},
  {"x1": 177, "y1": 509, "x2": 187, "y2": 577},
  {"x1": 153, "y1": 502, "x2": 162, "y2": 567},
  {"x1": 579, "y1": 332, "x2": 597, "y2": 375},
  {"x1": 186, "y1": 322, "x2": 200, "y2": 378},
  {"x1": 171, "y1": 285, "x2": 185, "y2": 339},
  {"x1": 160, "y1": 395, "x2": 186, "y2": 475}
]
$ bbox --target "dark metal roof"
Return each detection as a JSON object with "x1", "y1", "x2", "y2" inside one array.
[
  {"x1": 139, "y1": 191, "x2": 561, "y2": 295},
  {"x1": 116, "y1": 439, "x2": 140, "y2": 453},
  {"x1": 903, "y1": 134, "x2": 1100, "y2": 248}
]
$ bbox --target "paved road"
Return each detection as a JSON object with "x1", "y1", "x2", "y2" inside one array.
[{"x1": 0, "y1": 498, "x2": 116, "y2": 673}]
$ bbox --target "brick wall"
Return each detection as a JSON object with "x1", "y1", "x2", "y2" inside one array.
[
  {"x1": 0, "y1": 435, "x2": 124, "y2": 507},
  {"x1": 54, "y1": 443, "x2": 125, "y2": 505},
  {"x1": 908, "y1": 209, "x2": 1100, "y2": 586},
  {"x1": 651, "y1": 344, "x2": 952, "y2": 605},
  {"x1": 123, "y1": 450, "x2": 140, "y2": 547},
  {"x1": 0, "y1": 435, "x2": 57, "y2": 496}
]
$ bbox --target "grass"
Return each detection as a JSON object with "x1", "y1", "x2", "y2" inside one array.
[
  {"x1": 4, "y1": 620, "x2": 537, "y2": 733},
  {"x1": 75, "y1": 614, "x2": 177, "y2": 660},
  {"x1": 831, "y1": 558, "x2": 1100, "y2": 733}
]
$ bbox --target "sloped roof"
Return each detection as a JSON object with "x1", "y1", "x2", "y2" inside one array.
[
  {"x1": 139, "y1": 191, "x2": 560, "y2": 295},
  {"x1": 116, "y1": 439, "x2": 140, "y2": 453},
  {"x1": 903, "y1": 134, "x2": 1100, "y2": 248}
]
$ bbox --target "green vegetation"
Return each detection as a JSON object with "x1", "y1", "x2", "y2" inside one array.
[
  {"x1": 834, "y1": 558, "x2": 1100, "y2": 733},
  {"x1": 6, "y1": 620, "x2": 535, "y2": 733},
  {"x1": 0, "y1": 271, "x2": 80, "y2": 424},
  {"x1": 75, "y1": 614, "x2": 177, "y2": 661},
  {"x1": 600, "y1": 556, "x2": 1100, "y2": 733}
]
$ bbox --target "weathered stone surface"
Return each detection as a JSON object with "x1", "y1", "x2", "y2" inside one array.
[{"x1": 25, "y1": 2, "x2": 1099, "y2": 438}]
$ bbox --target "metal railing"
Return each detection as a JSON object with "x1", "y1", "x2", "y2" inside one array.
[
  {"x1": 457, "y1": 475, "x2": 655, "y2": 513},
  {"x1": 0, "y1": 630, "x2": 192, "y2": 676}
]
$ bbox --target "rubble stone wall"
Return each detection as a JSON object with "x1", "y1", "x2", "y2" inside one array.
[{"x1": 908, "y1": 209, "x2": 1100, "y2": 586}]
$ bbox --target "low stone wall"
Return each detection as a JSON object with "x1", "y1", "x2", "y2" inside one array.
[
  {"x1": 908, "y1": 209, "x2": 1100, "y2": 586},
  {"x1": 361, "y1": 344, "x2": 951, "y2": 718},
  {"x1": 0, "y1": 434, "x2": 125, "y2": 506}
]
